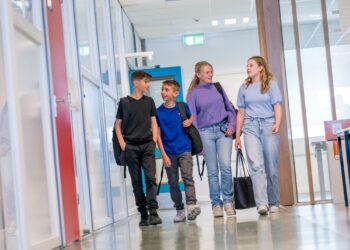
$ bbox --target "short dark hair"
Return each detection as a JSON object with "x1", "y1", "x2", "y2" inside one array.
[
  {"x1": 131, "y1": 70, "x2": 152, "y2": 82},
  {"x1": 163, "y1": 80, "x2": 180, "y2": 92}
]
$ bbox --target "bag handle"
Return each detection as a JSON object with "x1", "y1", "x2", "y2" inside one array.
[
  {"x1": 236, "y1": 149, "x2": 248, "y2": 177},
  {"x1": 157, "y1": 163, "x2": 165, "y2": 195}
]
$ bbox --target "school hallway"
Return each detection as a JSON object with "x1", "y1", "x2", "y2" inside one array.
[{"x1": 62, "y1": 202, "x2": 350, "y2": 250}]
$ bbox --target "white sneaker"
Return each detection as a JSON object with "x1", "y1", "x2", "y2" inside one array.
[
  {"x1": 173, "y1": 209, "x2": 186, "y2": 223},
  {"x1": 257, "y1": 205, "x2": 268, "y2": 215},
  {"x1": 223, "y1": 202, "x2": 236, "y2": 216},
  {"x1": 269, "y1": 205, "x2": 279, "y2": 213},
  {"x1": 212, "y1": 205, "x2": 224, "y2": 217},
  {"x1": 187, "y1": 204, "x2": 201, "y2": 221}
]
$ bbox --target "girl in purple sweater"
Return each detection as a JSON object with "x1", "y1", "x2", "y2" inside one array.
[{"x1": 187, "y1": 61, "x2": 236, "y2": 217}]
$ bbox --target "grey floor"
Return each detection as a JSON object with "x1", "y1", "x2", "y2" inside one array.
[{"x1": 64, "y1": 202, "x2": 350, "y2": 250}]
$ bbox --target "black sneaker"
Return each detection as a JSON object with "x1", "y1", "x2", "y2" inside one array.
[
  {"x1": 149, "y1": 214, "x2": 162, "y2": 225},
  {"x1": 139, "y1": 215, "x2": 149, "y2": 227}
]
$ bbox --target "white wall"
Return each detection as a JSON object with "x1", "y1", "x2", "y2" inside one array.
[{"x1": 146, "y1": 29, "x2": 260, "y2": 104}]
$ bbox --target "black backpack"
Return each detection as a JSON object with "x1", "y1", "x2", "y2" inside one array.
[
  {"x1": 112, "y1": 97, "x2": 129, "y2": 178},
  {"x1": 213, "y1": 82, "x2": 239, "y2": 140},
  {"x1": 178, "y1": 102, "x2": 205, "y2": 180}
]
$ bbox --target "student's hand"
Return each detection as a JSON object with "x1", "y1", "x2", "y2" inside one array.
[
  {"x1": 272, "y1": 124, "x2": 280, "y2": 134},
  {"x1": 121, "y1": 141, "x2": 126, "y2": 151},
  {"x1": 163, "y1": 154, "x2": 171, "y2": 168},
  {"x1": 225, "y1": 128, "x2": 233, "y2": 137},
  {"x1": 235, "y1": 138, "x2": 242, "y2": 150},
  {"x1": 182, "y1": 119, "x2": 192, "y2": 127}
]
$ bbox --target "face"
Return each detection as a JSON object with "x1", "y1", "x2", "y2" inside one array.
[
  {"x1": 247, "y1": 59, "x2": 262, "y2": 79},
  {"x1": 161, "y1": 84, "x2": 178, "y2": 102},
  {"x1": 196, "y1": 65, "x2": 213, "y2": 84},
  {"x1": 134, "y1": 78, "x2": 150, "y2": 93}
]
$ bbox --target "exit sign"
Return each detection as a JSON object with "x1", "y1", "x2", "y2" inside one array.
[{"x1": 183, "y1": 34, "x2": 205, "y2": 46}]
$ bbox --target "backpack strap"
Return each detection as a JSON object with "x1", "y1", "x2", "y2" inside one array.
[
  {"x1": 157, "y1": 163, "x2": 165, "y2": 195},
  {"x1": 119, "y1": 97, "x2": 129, "y2": 179},
  {"x1": 177, "y1": 102, "x2": 188, "y2": 121},
  {"x1": 213, "y1": 82, "x2": 226, "y2": 107}
]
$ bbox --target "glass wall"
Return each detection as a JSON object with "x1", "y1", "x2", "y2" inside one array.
[
  {"x1": 0, "y1": 25, "x2": 18, "y2": 250},
  {"x1": 326, "y1": 0, "x2": 350, "y2": 119},
  {"x1": 280, "y1": 0, "x2": 347, "y2": 202}
]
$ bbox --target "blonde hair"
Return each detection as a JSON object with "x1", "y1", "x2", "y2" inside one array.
[
  {"x1": 187, "y1": 61, "x2": 213, "y2": 94},
  {"x1": 245, "y1": 56, "x2": 274, "y2": 93}
]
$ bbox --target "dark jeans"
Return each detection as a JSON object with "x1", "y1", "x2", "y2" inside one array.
[
  {"x1": 166, "y1": 151, "x2": 197, "y2": 210},
  {"x1": 125, "y1": 141, "x2": 158, "y2": 214}
]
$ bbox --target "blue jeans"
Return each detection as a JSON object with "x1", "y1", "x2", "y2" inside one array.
[
  {"x1": 199, "y1": 120, "x2": 233, "y2": 207},
  {"x1": 243, "y1": 117, "x2": 280, "y2": 207}
]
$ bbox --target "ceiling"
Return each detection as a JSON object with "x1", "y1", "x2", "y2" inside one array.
[{"x1": 119, "y1": 0, "x2": 257, "y2": 38}]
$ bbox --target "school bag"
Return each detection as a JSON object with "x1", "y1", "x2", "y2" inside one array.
[
  {"x1": 178, "y1": 102, "x2": 205, "y2": 180},
  {"x1": 112, "y1": 97, "x2": 129, "y2": 178}
]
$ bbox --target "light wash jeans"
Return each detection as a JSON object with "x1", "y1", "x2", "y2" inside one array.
[
  {"x1": 243, "y1": 117, "x2": 280, "y2": 207},
  {"x1": 199, "y1": 120, "x2": 234, "y2": 207}
]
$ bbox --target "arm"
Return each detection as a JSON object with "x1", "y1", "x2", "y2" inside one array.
[
  {"x1": 186, "y1": 93, "x2": 198, "y2": 128},
  {"x1": 115, "y1": 119, "x2": 126, "y2": 151},
  {"x1": 151, "y1": 116, "x2": 158, "y2": 143},
  {"x1": 273, "y1": 103, "x2": 282, "y2": 133},
  {"x1": 156, "y1": 128, "x2": 171, "y2": 167},
  {"x1": 235, "y1": 108, "x2": 245, "y2": 150}
]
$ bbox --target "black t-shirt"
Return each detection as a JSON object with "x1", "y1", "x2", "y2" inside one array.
[{"x1": 116, "y1": 95, "x2": 157, "y2": 144}]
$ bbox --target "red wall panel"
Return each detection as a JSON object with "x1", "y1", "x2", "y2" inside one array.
[{"x1": 46, "y1": 1, "x2": 80, "y2": 243}]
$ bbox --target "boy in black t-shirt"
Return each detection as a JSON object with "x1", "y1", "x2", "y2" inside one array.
[{"x1": 115, "y1": 70, "x2": 162, "y2": 227}]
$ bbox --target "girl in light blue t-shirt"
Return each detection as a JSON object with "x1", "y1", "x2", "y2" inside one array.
[{"x1": 235, "y1": 56, "x2": 283, "y2": 216}]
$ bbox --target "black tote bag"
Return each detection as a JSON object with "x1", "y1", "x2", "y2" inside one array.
[{"x1": 234, "y1": 149, "x2": 256, "y2": 209}]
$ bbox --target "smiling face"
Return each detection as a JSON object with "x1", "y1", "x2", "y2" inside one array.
[
  {"x1": 133, "y1": 77, "x2": 150, "y2": 93},
  {"x1": 196, "y1": 65, "x2": 213, "y2": 84},
  {"x1": 247, "y1": 59, "x2": 262, "y2": 81},
  {"x1": 161, "y1": 84, "x2": 178, "y2": 102}
]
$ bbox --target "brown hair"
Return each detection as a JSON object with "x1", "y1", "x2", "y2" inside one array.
[
  {"x1": 131, "y1": 70, "x2": 152, "y2": 82},
  {"x1": 187, "y1": 61, "x2": 213, "y2": 94},
  {"x1": 163, "y1": 79, "x2": 180, "y2": 92},
  {"x1": 245, "y1": 56, "x2": 274, "y2": 93}
]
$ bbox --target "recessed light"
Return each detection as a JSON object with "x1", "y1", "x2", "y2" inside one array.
[
  {"x1": 243, "y1": 17, "x2": 250, "y2": 23},
  {"x1": 211, "y1": 20, "x2": 218, "y2": 26},
  {"x1": 224, "y1": 18, "x2": 236, "y2": 25}
]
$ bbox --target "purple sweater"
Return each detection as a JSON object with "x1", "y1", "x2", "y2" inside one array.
[{"x1": 187, "y1": 83, "x2": 236, "y2": 131}]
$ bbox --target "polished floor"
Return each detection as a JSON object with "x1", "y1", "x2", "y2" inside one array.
[{"x1": 64, "y1": 202, "x2": 350, "y2": 250}]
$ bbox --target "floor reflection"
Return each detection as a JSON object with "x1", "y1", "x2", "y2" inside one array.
[{"x1": 64, "y1": 203, "x2": 350, "y2": 250}]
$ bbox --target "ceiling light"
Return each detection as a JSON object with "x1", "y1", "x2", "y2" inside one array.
[
  {"x1": 224, "y1": 18, "x2": 236, "y2": 25},
  {"x1": 211, "y1": 20, "x2": 218, "y2": 26},
  {"x1": 310, "y1": 14, "x2": 321, "y2": 20},
  {"x1": 243, "y1": 17, "x2": 250, "y2": 23}
]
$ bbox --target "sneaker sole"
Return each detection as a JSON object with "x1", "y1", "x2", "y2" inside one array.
[
  {"x1": 187, "y1": 207, "x2": 201, "y2": 221},
  {"x1": 173, "y1": 218, "x2": 186, "y2": 223},
  {"x1": 258, "y1": 210, "x2": 268, "y2": 215},
  {"x1": 149, "y1": 219, "x2": 162, "y2": 225}
]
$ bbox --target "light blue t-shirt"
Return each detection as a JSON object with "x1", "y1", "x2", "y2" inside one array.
[{"x1": 237, "y1": 80, "x2": 282, "y2": 118}]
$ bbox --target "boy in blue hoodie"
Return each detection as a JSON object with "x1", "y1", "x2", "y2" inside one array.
[{"x1": 156, "y1": 80, "x2": 201, "y2": 222}]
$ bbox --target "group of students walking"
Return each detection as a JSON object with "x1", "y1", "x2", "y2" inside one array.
[{"x1": 114, "y1": 56, "x2": 283, "y2": 227}]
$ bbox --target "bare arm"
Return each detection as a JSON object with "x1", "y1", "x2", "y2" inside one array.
[
  {"x1": 115, "y1": 119, "x2": 126, "y2": 151},
  {"x1": 273, "y1": 103, "x2": 282, "y2": 133},
  {"x1": 156, "y1": 128, "x2": 171, "y2": 167},
  {"x1": 151, "y1": 116, "x2": 158, "y2": 143},
  {"x1": 235, "y1": 108, "x2": 245, "y2": 150}
]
